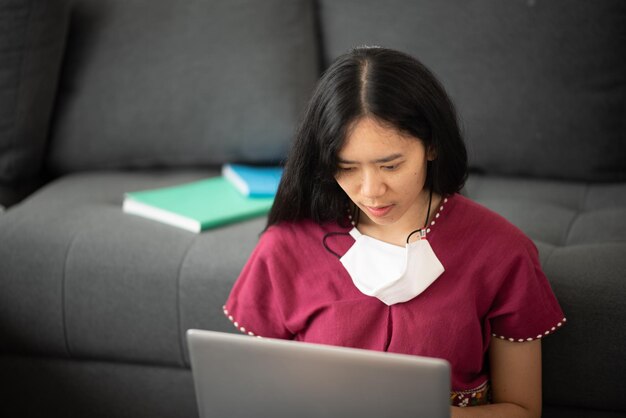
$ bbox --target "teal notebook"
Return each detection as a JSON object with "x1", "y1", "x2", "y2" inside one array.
[{"x1": 123, "y1": 177, "x2": 274, "y2": 233}]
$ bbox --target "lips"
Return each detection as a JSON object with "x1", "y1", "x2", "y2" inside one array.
[{"x1": 364, "y1": 205, "x2": 394, "y2": 217}]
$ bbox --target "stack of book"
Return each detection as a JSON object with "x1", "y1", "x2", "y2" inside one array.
[{"x1": 122, "y1": 164, "x2": 283, "y2": 233}]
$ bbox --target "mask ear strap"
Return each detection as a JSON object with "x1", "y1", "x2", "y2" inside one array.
[
  {"x1": 323, "y1": 231, "x2": 351, "y2": 259},
  {"x1": 406, "y1": 228, "x2": 426, "y2": 244},
  {"x1": 405, "y1": 187, "x2": 434, "y2": 244}
]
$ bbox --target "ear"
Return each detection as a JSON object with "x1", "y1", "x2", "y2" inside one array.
[{"x1": 427, "y1": 145, "x2": 437, "y2": 161}]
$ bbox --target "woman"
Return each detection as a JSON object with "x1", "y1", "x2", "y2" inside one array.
[{"x1": 224, "y1": 47, "x2": 565, "y2": 417}]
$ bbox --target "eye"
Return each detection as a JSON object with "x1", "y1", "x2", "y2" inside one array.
[
  {"x1": 337, "y1": 166, "x2": 355, "y2": 172},
  {"x1": 381, "y1": 164, "x2": 398, "y2": 171}
]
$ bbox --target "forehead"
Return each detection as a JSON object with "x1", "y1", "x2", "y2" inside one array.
[{"x1": 339, "y1": 117, "x2": 422, "y2": 158}]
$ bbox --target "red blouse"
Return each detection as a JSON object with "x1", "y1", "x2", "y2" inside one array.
[{"x1": 224, "y1": 194, "x2": 565, "y2": 405}]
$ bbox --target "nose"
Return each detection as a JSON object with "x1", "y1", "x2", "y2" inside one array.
[{"x1": 360, "y1": 170, "x2": 386, "y2": 199}]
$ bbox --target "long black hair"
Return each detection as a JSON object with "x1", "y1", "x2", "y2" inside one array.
[{"x1": 267, "y1": 46, "x2": 467, "y2": 228}]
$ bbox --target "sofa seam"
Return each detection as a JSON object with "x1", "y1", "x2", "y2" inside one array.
[
  {"x1": 561, "y1": 183, "x2": 590, "y2": 246},
  {"x1": 175, "y1": 237, "x2": 197, "y2": 368},
  {"x1": 61, "y1": 228, "x2": 83, "y2": 359},
  {"x1": 561, "y1": 210, "x2": 580, "y2": 247}
]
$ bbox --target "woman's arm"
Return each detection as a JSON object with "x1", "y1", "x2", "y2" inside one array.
[{"x1": 451, "y1": 338, "x2": 542, "y2": 418}]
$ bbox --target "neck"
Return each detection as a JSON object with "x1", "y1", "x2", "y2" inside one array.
[{"x1": 356, "y1": 189, "x2": 441, "y2": 246}]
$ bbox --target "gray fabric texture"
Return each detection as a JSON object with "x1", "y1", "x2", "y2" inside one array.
[
  {"x1": 542, "y1": 244, "x2": 625, "y2": 412},
  {"x1": 46, "y1": 0, "x2": 319, "y2": 174},
  {"x1": 0, "y1": 176, "x2": 43, "y2": 207},
  {"x1": 0, "y1": 184, "x2": 18, "y2": 207},
  {"x1": 0, "y1": 355, "x2": 197, "y2": 418},
  {"x1": 0, "y1": 171, "x2": 263, "y2": 366},
  {"x1": 318, "y1": 0, "x2": 626, "y2": 182},
  {"x1": 464, "y1": 175, "x2": 626, "y2": 246},
  {"x1": 0, "y1": 0, "x2": 70, "y2": 186}
]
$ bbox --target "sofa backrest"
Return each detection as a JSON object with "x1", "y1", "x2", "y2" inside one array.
[
  {"x1": 0, "y1": 0, "x2": 71, "y2": 206},
  {"x1": 4, "y1": 0, "x2": 626, "y2": 204},
  {"x1": 317, "y1": 0, "x2": 626, "y2": 183},
  {"x1": 45, "y1": 0, "x2": 319, "y2": 174}
]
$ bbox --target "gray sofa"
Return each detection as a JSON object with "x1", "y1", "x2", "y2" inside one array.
[{"x1": 1, "y1": 0, "x2": 624, "y2": 417}]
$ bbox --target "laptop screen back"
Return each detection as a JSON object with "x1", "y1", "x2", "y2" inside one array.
[{"x1": 187, "y1": 329, "x2": 450, "y2": 418}]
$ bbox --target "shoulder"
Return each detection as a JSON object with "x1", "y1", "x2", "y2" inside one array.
[
  {"x1": 249, "y1": 218, "x2": 351, "y2": 277},
  {"x1": 259, "y1": 218, "x2": 350, "y2": 253},
  {"x1": 263, "y1": 218, "x2": 344, "y2": 239}
]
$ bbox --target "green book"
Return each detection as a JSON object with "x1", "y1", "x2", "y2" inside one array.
[{"x1": 123, "y1": 177, "x2": 274, "y2": 233}]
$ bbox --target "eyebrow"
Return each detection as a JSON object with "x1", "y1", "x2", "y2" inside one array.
[{"x1": 337, "y1": 153, "x2": 404, "y2": 164}]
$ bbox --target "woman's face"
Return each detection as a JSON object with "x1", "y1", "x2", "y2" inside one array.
[{"x1": 334, "y1": 117, "x2": 433, "y2": 233}]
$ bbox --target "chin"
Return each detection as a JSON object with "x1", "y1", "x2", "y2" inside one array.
[{"x1": 363, "y1": 214, "x2": 397, "y2": 226}]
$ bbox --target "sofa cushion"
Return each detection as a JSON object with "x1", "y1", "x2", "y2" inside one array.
[
  {"x1": 318, "y1": 0, "x2": 626, "y2": 182},
  {"x1": 1, "y1": 356, "x2": 198, "y2": 418},
  {"x1": 2, "y1": 172, "x2": 625, "y2": 413},
  {"x1": 0, "y1": 0, "x2": 71, "y2": 204},
  {"x1": 47, "y1": 0, "x2": 319, "y2": 174},
  {"x1": 464, "y1": 175, "x2": 626, "y2": 413},
  {"x1": 0, "y1": 171, "x2": 262, "y2": 366}
]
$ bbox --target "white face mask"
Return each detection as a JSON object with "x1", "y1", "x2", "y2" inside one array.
[{"x1": 340, "y1": 228, "x2": 445, "y2": 306}]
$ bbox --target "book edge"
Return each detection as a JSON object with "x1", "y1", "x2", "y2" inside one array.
[
  {"x1": 123, "y1": 198, "x2": 201, "y2": 233},
  {"x1": 222, "y1": 164, "x2": 251, "y2": 197}
]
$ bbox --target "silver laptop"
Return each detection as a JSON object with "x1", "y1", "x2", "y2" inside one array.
[{"x1": 187, "y1": 329, "x2": 451, "y2": 418}]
